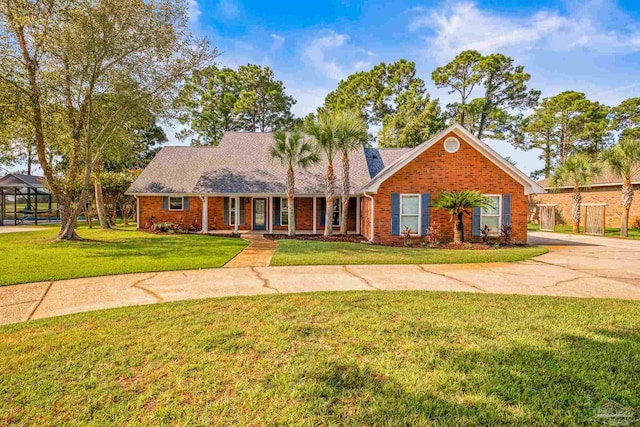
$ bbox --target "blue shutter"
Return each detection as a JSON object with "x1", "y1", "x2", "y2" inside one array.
[
  {"x1": 391, "y1": 193, "x2": 400, "y2": 236},
  {"x1": 183, "y1": 197, "x2": 189, "y2": 211},
  {"x1": 320, "y1": 198, "x2": 326, "y2": 226},
  {"x1": 472, "y1": 207, "x2": 481, "y2": 236},
  {"x1": 239, "y1": 198, "x2": 246, "y2": 225},
  {"x1": 421, "y1": 194, "x2": 430, "y2": 236},
  {"x1": 274, "y1": 197, "x2": 281, "y2": 226},
  {"x1": 223, "y1": 197, "x2": 229, "y2": 225},
  {"x1": 502, "y1": 194, "x2": 511, "y2": 226},
  {"x1": 162, "y1": 197, "x2": 168, "y2": 211}
]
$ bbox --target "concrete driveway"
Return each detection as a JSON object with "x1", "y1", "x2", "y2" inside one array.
[{"x1": 1, "y1": 231, "x2": 639, "y2": 325}]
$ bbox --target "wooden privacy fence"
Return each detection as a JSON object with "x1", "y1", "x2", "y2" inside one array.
[
  {"x1": 537, "y1": 204, "x2": 557, "y2": 232},
  {"x1": 583, "y1": 203, "x2": 607, "y2": 236}
]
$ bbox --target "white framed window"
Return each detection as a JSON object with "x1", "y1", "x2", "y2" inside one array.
[
  {"x1": 229, "y1": 198, "x2": 236, "y2": 226},
  {"x1": 281, "y1": 198, "x2": 289, "y2": 226},
  {"x1": 169, "y1": 196, "x2": 184, "y2": 211},
  {"x1": 332, "y1": 198, "x2": 341, "y2": 226},
  {"x1": 481, "y1": 195, "x2": 502, "y2": 234},
  {"x1": 400, "y1": 194, "x2": 420, "y2": 235}
]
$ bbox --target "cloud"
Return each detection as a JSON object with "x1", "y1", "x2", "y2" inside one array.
[
  {"x1": 270, "y1": 33, "x2": 285, "y2": 51},
  {"x1": 410, "y1": 1, "x2": 640, "y2": 63},
  {"x1": 187, "y1": 0, "x2": 202, "y2": 22},
  {"x1": 217, "y1": 0, "x2": 241, "y2": 20},
  {"x1": 303, "y1": 30, "x2": 372, "y2": 81}
]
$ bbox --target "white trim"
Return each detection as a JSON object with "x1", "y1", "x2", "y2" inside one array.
[
  {"x1": 168, "y1": 196, "x2": 184, "y2": 211},
  {"x1": 481, "y1": 194, "x2": 502, "y2": 235},
  {"x1": 200, "y1": 195, "x2": 209, "y2": 233},
  {"x1": 361, "y1": 124, "x2": 545, "y2": 195},
  {"x1": 234, "y1": 196, "x2": 239, "y2": 233},
  {"x1": 331, "y1": 197, "x2": 342, "y2": 227},
  {"x1": 312, "y1": 196, "x2": 317, "y2": 234},
  {"x1": 444, "y1": 136, "x2": 460, "y2": 153},
  {"x1": 581, "y1": 203, "x2": 608, "y2": 206},
  {"x1": 542, "y1": 181, "x2": 640, "y2": 190},
  {"x1": 399, "y1": 194, "x2": 421, "y2": 236}
]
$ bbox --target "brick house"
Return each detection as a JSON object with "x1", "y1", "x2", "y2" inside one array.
[
  {"x1": 127, "y1": 124, "x2": 543, "y2": 243},
  {"x1": 530, "y1": 169, "x2": 640, "y2": 228}
]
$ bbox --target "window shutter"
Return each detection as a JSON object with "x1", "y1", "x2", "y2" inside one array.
[
  {"x1": 502, "y1": 194, "x2": 511, "y2": 226},
  {"x1": 421, "y1": 194, "x2": 430, "y2": 236},
  {"x1": 239, "y1": 198, "x2": 246, "y2": 225},
  {"x1": 320, "y1": 198, "x2": 326, "y2": 226},
  {"x1": 274, "y1": 198, "x2": 281, "y2": 226},
  {"x1": 472, "y1": 207, "x2": 481, "y2": 236},
  {"x1": 184, "y1": 197, "x2": 189, "y2": 211},
  {"x1": 391, "y1": 193, "x2": 400, "y2": 236},
  {"x1": 162, "y1": 197, "x2": 168, "y2": 211},
  {"x1": 223, "y1": 197, "x2": 229, "y2": 225}
]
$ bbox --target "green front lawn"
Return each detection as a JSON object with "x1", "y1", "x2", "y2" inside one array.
[
  {"x1": 0, "y1": 225, "x2": 247, "y2": 286},
  {"x1": 528, "y1": 223, "x2": 640, "y2": 239},
  {"x1": 270, "y1": 240, "x2": 547, "y2": 266},
  {"x1": 2, "y1": 292, "x2": 638, "y2": 425}
]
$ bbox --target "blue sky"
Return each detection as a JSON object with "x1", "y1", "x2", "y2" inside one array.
[{"x1": 182, "y1": 0, "x2": 640, "y2": 175}]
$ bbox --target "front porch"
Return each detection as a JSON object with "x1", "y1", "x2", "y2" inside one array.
[{"x1": 199, "y1": 195, "x2": 362, "y2": 234}]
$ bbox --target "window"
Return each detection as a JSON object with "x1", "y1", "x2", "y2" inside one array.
[
  {"x1": 229, "y1": 197, "x2": 236, "y2": 226},
  {"x1": 281, "y1": 198, "x2": 289, "y2": 226},
  {"x1": 400, "y1": 194, "x2": 420, "y2": 235},
  {"x1": 332, "y1": 198, "x2": 341, "y2": 226},
  {"x1": 481, "y1": 195, "x2": 501, "y2": 234},
  {"x1": 169, "y1": 196, "x2": 184, "y2": 211}
]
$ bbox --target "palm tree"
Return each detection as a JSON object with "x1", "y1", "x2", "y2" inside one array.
[
  {"x1": 551, "y1": 153, "x2": 602, "y2": 233},
  {"x1": 269, "y1": 130, "x2": 319, "y2": 236},
  {"x1": 432, "y1": 190, "x2": 495, "y2": 243},
  {"x1": 334, "y1": 110, "x2": 368, "y2": 235},
  {"x1": 601, "y1": 134, "x2": 640, "y2": 237},
  {"x1": 305, "y1": 112, "x2": 339, "y2": 237}
]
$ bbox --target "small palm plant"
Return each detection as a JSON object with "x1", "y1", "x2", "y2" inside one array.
[
  {"x1": 334, "y1": 110, "x2": 368, "y2": 235},
  {"x1": 601, "y1": 133, "x2": 640, "y2": 237},
  {"x1": 269, "y1": 130, "x2": 319, "y2": 236},
  {"x1": 432, "y1": 190, "x2": 495, "y2": 244},
  {"x1": 551, "y1": 153, "x2": 602, "y2": 233},
  {"x1": 305, "y1": 112, "x2": 340, "y2": 237}
]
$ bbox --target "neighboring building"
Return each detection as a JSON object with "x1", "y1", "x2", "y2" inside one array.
[
  {"x1": 127, "y1": 124, "x2": 543, "y2": 243},
  {"x1": 530, "y1": 169, "x2": 640, "y2": 228}
]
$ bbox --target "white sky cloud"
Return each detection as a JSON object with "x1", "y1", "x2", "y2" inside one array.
[
  {"x1": 411, "y1": 1, "x2": 640, "y2": 63},
  {"x1": 217, "y1": 0, "x2": 241, "y2": 20},
  {"x1": 270, "y1": 33, "x2": 285, "y2": 51},
  {"x1": 303, "y1": 30, "x2": 372, "y2": 81},
  {"x1": 187, "y1": 0, "x2": 202, "y2": 22}
]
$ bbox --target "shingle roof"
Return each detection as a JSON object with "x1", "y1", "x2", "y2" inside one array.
[
  {"x1": 364, "y1": 147, "x2": 412, "y2": 177},
  {"x1": 538, "y1": 166, "x2": 640, "y2": 188},
  {"x1": 128, "y1": 132, "x2": 390, "y2": 195},
  {"x1": 0, "y1": 174, "x2": 45, "y2": 189}
]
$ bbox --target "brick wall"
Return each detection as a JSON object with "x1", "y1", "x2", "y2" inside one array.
[
  {"x1": 529, "y1": 185, "x2": 640, "y2": 229},
  {"x1": 372, "y1": 131, "x2": 529, "y2": 244},
  {"x1": 139, "y1": 196, "x2": 203, "y2": 228}
]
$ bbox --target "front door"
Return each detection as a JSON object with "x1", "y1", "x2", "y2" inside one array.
[{"x1": 253, "y1": 198, "x2": 267, "y2": 230}]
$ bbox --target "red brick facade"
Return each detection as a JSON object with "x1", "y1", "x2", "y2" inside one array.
[{"x1": 367, "y1": 131, "x2": 529, "y2": 244}]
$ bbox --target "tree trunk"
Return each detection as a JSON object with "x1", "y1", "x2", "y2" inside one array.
[
  {"x1": 287, "y1": 167, "x2": 295, "y2": 237},
  {"x1": 94, "y1": 176, "x2": 111, "y2": 229},
  {"x1": 453, "y1": 212, "x2": 464, "y2": 244},
  {"x1": 340, "y1": 151, "x2": 350, "y2": 236},
  {"x1": 324, "y1": 162, "x2": 336, "y2": 237},
  {"x1": 621, "y1": 178, "x2": 633, "y2": 238},
  {"x1": 57, "y1": 196, "x2": 81, "y2": 241},
  {"x1": 571, "y1": 189, "x2": 581, "y2": 233}
]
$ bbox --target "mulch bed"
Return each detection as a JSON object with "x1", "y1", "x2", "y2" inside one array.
[{"x1": 265, "y1": 234, "x2": 529, "y2": 249}]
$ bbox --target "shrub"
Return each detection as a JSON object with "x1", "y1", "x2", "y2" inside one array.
[
  {"x1": 480, "y1": 224, "x2": 491, "y2": 244},
  {"x1": 144, "y1": 216, "x2": 156, "y2": 229},
  {"x1": 401, "y1": 226, "x2": 413, "y2": 247},
  {"x1": 425, "y1": 223, "x2": 441, "y2": 245},
  {"x1": 500, "y1": 224, "x2": 513, "y2": 245},
  {"x1": 151, "y1": 222, "x2": 174, "y2": 233}
]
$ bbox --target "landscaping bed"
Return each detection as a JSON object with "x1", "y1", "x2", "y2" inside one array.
[{"x1": 2, "y1": 292, "x2": 638, "y2": 425}]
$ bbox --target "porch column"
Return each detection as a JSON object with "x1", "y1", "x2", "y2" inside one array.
[
  {"x1": 355, "y1": 196, "x2": 360, "y2": 234},
  {"x1": 234, "y1": 196, "x2": 240, "y2": 233},
  {"x1": 312, "y1": 196, "x2": 317, "y2": 234},
  {"x1": 269, "y1": 196, "x2": 273, "y2": 233},
  {"x1": 202, "y1": 196, "x2": 209, "y2": 233}
]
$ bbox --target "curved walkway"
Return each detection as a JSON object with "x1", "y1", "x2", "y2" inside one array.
[{"x1": 1, "y1": 231, "x2": 639, "y2": 325}]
